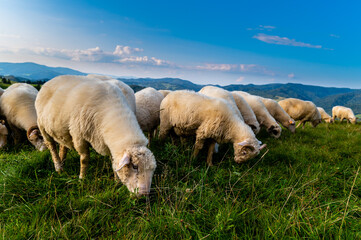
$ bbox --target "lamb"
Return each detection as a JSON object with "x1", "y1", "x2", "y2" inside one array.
[
  {"x1": 158, "y1": 90, "x2": 172, "y2": 98},
  {"x1": 278, "y1": 98, "x2": 321, "y2": 128},
  {"x1": 0, "y1": 83, "x2": 46, "y2": 150},
  {"x1": 332, "y1": 106, "x2": 356, "y2": 124},
  {"x1": 233, "y1": 91, "x2": 282, "y2": 138},
  {"x1": 135, "y1": 87, "x2": 164, "y2": 144},
  {"x1": 86, "y1": 74, "x2": 136, "y2": 113},
  {"x1": 35, "y1": 75, "x2": 157, "y2": 196},
  {"x1": 317, "y1": 107, "x2": 333, "y2": 123},
  {"x1": 259, "y1": 97, "x2": 296, "y2": 133},
  {"x1": 159, "y1": 90, "x2": 266, "y2": 166}
]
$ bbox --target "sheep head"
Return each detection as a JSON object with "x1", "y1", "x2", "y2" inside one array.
[
  {"x1": 249, "y1": 124, "x2": 260, "y2": 134},
  {"x1": 0, "y1": 120, "x2": 8, "y2": 148},
  {"x1": 311, "y1": 118, "x2": 322, "y2": 127},
  {"x1": 233, "y1": 139, "x2": 266, "y2": 163},
  {"x1": 287, "y1": 119, "x2": 296, "y2": 133},
  {"x1": 27, "y1": 126, "x2": 47, "y2": 151},
  {"x1": 114, "y1": 146, "x2": 157, "y2": 197},
  {"x1": 351, "y1": 117, "x2": 357, "y2": 124},
  {"x1": 267, "y1": 124, "x2": 282, "y2": 138}
]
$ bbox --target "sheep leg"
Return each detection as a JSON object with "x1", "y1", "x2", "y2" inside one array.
[
  {"x1": 147, "y1": 131, "x2": 152, "y2": 147},
  {"x1": 10, "y1": 125, "x2": 23, "y2": 145},
  {"x1": 42, "y1": 131, "x2": 63, "y2": 172},
  {"x1": 296, "y1": 121, "x2": 303, "y2": 128},
  {"x1": 302, "y1": 121, "x2": 306, "y2": 129},
  {"x1": 74, "y1": 140, "x2": 90, "y2": 179},
  {"x1": 59, "y1": 145, "x2": 68, "y2": 162},
  {"x1": 192, "y1": 138, "x2": 205, "y2": 159},
  {"x1": 206, "y1": 140, "x2": 216, "y2": 166}
]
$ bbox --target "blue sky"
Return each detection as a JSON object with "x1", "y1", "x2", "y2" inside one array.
[{"x1": 1, "y1": 0, "x2": 361, "y2": 88}]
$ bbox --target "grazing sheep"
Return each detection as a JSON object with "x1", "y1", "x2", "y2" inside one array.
[
  {"x1": 86, "y1": 74, "x2": 136, "y2": 113},
  {"x1": 278, "y1": 98, "x2": 321, "y2": 128},
  {"x1": 233, "y1": 91, "x2": 282, "y2": 138},
  {"x1": 332, "y1": 106, "x2": 356, "y2": 124},
  {"x1": 317, "y1": 107, "x2": 333, "y2": 123},
  {"x1": 231, "y1": 92, "x2": 260, "y2": 134},
  {"x1": 158, "y1": 90, "x2": 172, "y2": 98},
  {"x1": 35, "y1": 75, "x2": 157, "y2": 196},
  {"x1": 159, "y1": 90, "x2": 266, "y2": 166},
  {"x1": 259, "y1": 97, "x2": 296, "y2": 133},
  {"x1": 135, "y1": 87, "x2": 164, "y2": 145},
  {"x1": 0, "y1": 83, "x2": 46, "y2": 151}
]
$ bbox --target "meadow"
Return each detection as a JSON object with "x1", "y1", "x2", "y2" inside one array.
[{"x1": 1, "y1": 122, "x2": 361, "y2": 239}]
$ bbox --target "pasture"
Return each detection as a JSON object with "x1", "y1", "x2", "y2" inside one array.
[{"x1": 1, "y1": 122, "x2": 361, "y2": 239}]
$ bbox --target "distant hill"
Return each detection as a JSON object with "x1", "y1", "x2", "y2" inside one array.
[
  {"x1": 120, "y1": 77, "x2": 203, "y2": 91},
  {"x1": 0, "y1": 62, "x2": 86, "y2": 80}
]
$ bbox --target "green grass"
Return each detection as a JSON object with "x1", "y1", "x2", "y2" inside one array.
[{"x1": 1, "y1": 122, "x2": 361, "y2": 239}]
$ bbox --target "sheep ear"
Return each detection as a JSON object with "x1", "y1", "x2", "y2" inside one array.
[
  {"x1": 116, "y1": 153, "x2": 130, "y2": 171},
  {"x1": 237, "y1": 141, "x2": 248, "y2": 146}
]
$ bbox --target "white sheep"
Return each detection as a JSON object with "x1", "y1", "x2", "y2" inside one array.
[
  {"x1": 259, "y1": 97, "x2": 296, "y2": 133},
  {"x1": 135, "y1": 87, "x2": 164, "y2": 145},
  {"x1": 35, "y1": 75, "x2": 157, "y2": 196},
  {"x1": 278, "y1": 98, "x2": 321, "y2": 128},
  {"x1": 0, "y1": 83, "x2": 46, "y2": 150},
  {"x1": 86, "y1": 74, "x2": 136, "y2": 113},
  {"x1": 159, "y1": 90, "x2": 266, "y2": 166},
  {"x1": 233, "y1": 91, "x2": 282, "y2": 138},
  {"x1": 332, "y1": 106, "x2": 356, "y2": 124},
  {"x1": 317, "y1": 107, "x2": 333, "y2": 123},
  {"x1": 158, "y1": 89, "x2": 172, "y2": 98}
]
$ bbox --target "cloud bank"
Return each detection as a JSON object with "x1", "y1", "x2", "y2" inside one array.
[{"x1": 253, "y1": 33, "x2": 322, "y2": 49}]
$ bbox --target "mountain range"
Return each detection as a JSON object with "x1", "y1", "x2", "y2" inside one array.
[{"x1": 1, "y1": 62, "x2": 360, "y2": 114}]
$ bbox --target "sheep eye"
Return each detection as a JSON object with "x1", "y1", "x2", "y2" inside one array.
[{"x1": 132, "y1": 164, "x2": 138, "y2": 170}]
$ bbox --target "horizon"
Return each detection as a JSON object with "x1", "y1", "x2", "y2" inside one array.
[{"x1": 1, "y1": 1, "x2": 361, "y2": 88}]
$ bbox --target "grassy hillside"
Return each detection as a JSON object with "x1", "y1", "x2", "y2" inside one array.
[{"x1": 1, "y1": 123, "x2": 361, "y2": 239}]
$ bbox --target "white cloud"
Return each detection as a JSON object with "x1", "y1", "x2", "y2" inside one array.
[
  {"x1": 247, "y1": 25, "x2": 276, "y2": 31},
  {"x1": 253, "y1": 33, "x2": 322, "y2": 49},
  {"x1": 116, "y1": 56, "x2": 172, "y2": 67},
  {"x1": 0, "y1": 33, "x2": 21, "y2": 39},
  {"x1": 330, "y1": 34, "x2": 340, "y2": 38},
  {"x1": 194, "y1": 63, "x2": 274, "y2": 76},
  {"x1": 113, "y1": 45, "x2": 143, "y2": 56},
  {"x1": 236, "y1": 76, "x2": 245, "y2": 82},
  {"x1": 288, "y1": 73, "x2": 295, "y2": 78}
]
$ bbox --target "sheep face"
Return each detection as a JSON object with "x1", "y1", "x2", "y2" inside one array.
[
  {"x1": 267, "y1": 125, "x2": 282, "y2": 138},
  {"x1": 311, "y1": 119, "x2": 322, "y2": 127},
  {"x1": 27, "y1": 128, "x2": 47, "y2": 151},
  {"x1": 287, "y1": 119, "x2": 296, "y2": 133},
  {"x1": 0, "y1": 121, "x2": 8, "y2": 148},
  {"x1": 115, "y1": 146, "x2": 156, "y2": 197},
  {"x1": 250, "y1": 124, "x2": 260, "y2": 134},
  {"x1": 233, "y1": 140, "x2": 266, "y2": 163},
  {"x1": 350, "y1": 117, "x2": 357, "y2": 124}
]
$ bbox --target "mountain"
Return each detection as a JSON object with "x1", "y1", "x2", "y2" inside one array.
[
  {"x1": 0, "y1": 62, "x2": 86, "y2": 80},
  {"x1": 120, "y1": 77, "x2": 203, "y2": 91}
]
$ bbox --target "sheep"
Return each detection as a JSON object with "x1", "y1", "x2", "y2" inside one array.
[
  {"x1": 35, "y1": 75, "x2": 157, "y2": 196},
  {"x1": 158, "y1": 90, "x2": 172, "y2": 98},
  {"x1": 0, "y1": 83, "x2": 46, "y2": 151},
  {"x1": 332, "y1": 106, "x2": 356, "y2": 124},
  {"x1": 278, "y1": 98, "x2": 321, "y2": 128},
  {"x1": 259, "y1": 97, "x2": 296, "y2": 133},
  {"x1": 317, "y1": 107, "x2": 333, "y2": 123},
  {"x1": 233, "y1": 91, "x2": 282, "y2": 138},
  {"x1": 86, "y1": 74, "x2": 136, "y2": 113},
  {"x1": 135, "y1": 87, "x2": 164, "y2": 145},
  {"x1": 159, "y1": 90, "x2": 266, "y2": 166}
]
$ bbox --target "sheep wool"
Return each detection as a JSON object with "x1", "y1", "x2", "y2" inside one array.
[
  {"x1": 317, "y1": 107, "x2": 333, "y2": 123},
  {"x1": 35, "y1": 75, "x2": 156, "y2": 196}
]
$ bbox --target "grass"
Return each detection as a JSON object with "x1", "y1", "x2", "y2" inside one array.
[{"x1": 1, "y1": 122, "x2": 361, "y2": 239}]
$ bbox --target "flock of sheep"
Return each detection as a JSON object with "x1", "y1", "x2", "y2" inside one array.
[{"x1": 0, "y1": 74, "x2": 358, "y2": 196}]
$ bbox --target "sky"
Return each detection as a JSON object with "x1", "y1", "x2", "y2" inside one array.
[{"x1": 1, "y1": 0, "x2": 361, "y2": 88}]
